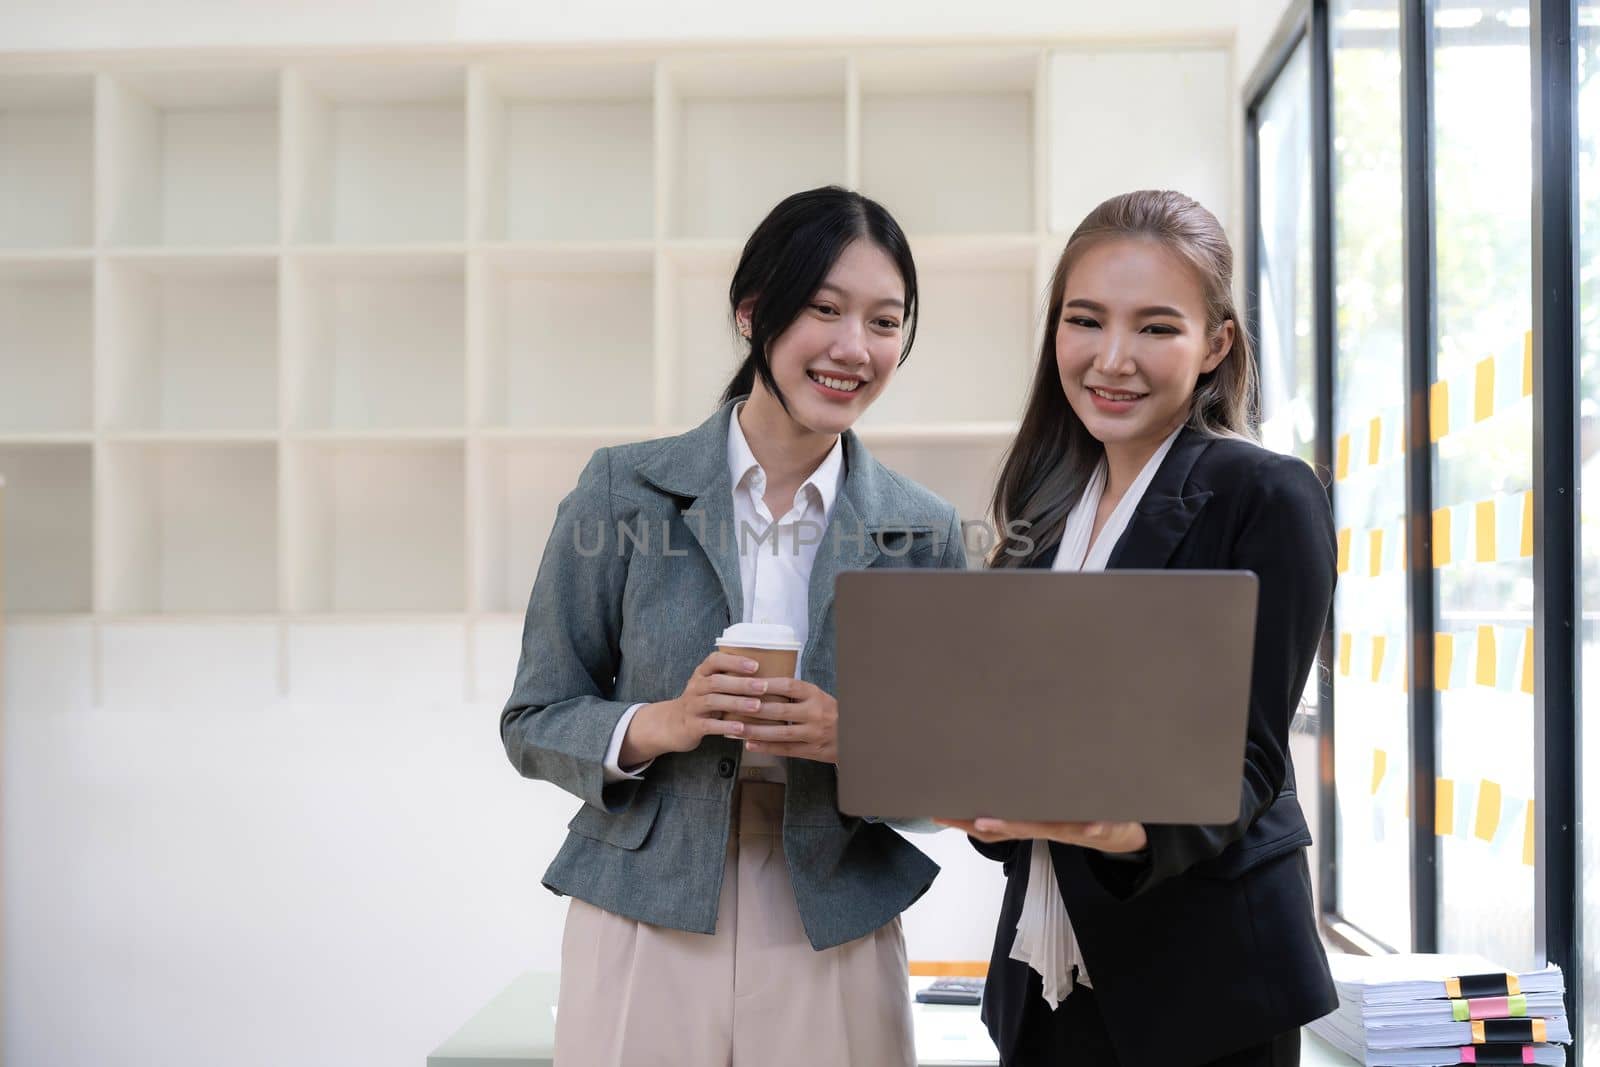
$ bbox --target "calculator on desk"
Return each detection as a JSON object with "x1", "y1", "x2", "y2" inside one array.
[{"x1": 915, "y1": 976, "x2": 986, "y2": 1005}]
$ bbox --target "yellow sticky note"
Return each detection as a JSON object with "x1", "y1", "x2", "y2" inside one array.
[
  {"x1": 1369, "y1": 528, "x2": 1385, "y2": 577},
  {"x1": 1336, "y1": 528, "x2": 1352, "y2": 574},
  {"x1": 1371, "y1": 749, "x2": 1388, "y2": 795},
  {"x1": 1371, "y1": 635, "x2": 1387, "y2": 684},
  {"x1": 1521, "y1": 490, "x2": 1533, "y2": 557},
  {"x1": 1436, "y1": 777, "x2": 1456, "y2": 837},
  {"x1": 1435, "y1": 632, "x2": 1455, "y2": 691},
  {"x1": 1475, "y1": 499, "x2": 1498, "y2": 562},
  {"x1": 1523, "y1": 330, "x2": 1534, "y2": 397},
  {"x1": 1475, "y1": 779, "x2": 1502, "y2": 842},
  {"x1": 1522, "y1": 627, "x2": 1536, "y2": 694},
  {"x1": 1523, "y1": 799, "x2": 1537, "y2": 866},
  {"x1": 1368, "y1": 416, "x2": 1384, "y2": 465},
  {"x1": 1433, "y1": 508, "x2": 1453, "y2": 567},
  {"x1": 1338, "y1": 632, "x2": 1353, "y2": 676},
  {"x1": 1336, "y1": 434, "x2": 1351, "y2": 481},
  {"x1": 1430, "y1": 380, "x2": 1450, "y2": 442},
  {"x1": 1476, "y1": 625, "x2": 1497, "y2": 687},
  {"x1": 1475, "y1": 357, "x2": 1495, "y2": 422}
]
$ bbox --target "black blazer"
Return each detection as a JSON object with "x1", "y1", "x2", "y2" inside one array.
[{"x1": 975, "y1": 429, "x2": 1339, "y2": 1067}]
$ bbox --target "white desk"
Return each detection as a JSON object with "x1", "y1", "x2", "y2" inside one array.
[{"x1": 427, "y1": 971, "x2": 1360, "y2": 1066}]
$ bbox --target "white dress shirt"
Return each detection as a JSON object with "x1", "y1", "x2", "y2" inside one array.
[
  {"x1": 1011, "y1": 425, "x2": 1182, "y2": 1010},
  {"x1": 602, "y1": 404, "x2": 846, "y2": 784}
]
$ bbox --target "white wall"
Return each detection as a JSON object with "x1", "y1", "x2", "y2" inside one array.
[
  {"x1": 0, "y1": 0, "x2": 1248, "y2": 52},
  {"x1": 2, "y1": 616, "x2": 1007, "y2": 1066}
]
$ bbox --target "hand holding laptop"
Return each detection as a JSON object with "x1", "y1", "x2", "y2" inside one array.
[{"x1": 932, "y1": 817, "x2": 1149, "y2": 854}]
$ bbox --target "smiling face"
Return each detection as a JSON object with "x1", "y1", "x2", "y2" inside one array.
[
  {"x1": 1054, "y1": 236, "x2": 1233, "y2": 463},
  {"x1": 740, "y1": 238, "x2": 907, "y2": 437}
]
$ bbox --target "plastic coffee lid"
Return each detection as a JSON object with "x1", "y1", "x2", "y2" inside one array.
[{"x1": 715, "y1": 622, "x2": 802, "y2": 651}]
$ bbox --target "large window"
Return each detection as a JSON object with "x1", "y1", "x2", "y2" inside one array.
[
  {"x1": 1577, "y1": 0, "x2": 1600, "y2": 1052},
  {"x1": 1328, "y1": 0, "x2": 1413, "y2": 952},
  {"x1": 1256, "y1": 39, "x2": 1318, "y2": 465},
  {"x1": 1431, "y1": 0, "x2": 1536, "y2": 971},
  {"x1": 1250, "y1": 0, "x2": 1579, "y2": 1024}
]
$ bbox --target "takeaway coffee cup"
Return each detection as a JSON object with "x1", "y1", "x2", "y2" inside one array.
[{"x1": 715, "y1": 622, "x2": 802, "y2": 726}]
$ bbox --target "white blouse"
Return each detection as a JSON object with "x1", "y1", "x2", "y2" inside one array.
[{"x1": 1011, "y1": 425, "x2": 1182, "y2": 1010}]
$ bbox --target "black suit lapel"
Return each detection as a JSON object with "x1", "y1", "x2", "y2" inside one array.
[
  {"x1": 1105, "y1": 428, "x2": 1214, "y2": 569},
  {"x1": 1027, "y1": 429, "x2": 1216, "y2": 571}
]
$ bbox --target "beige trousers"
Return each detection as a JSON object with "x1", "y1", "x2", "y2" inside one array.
[{"x1": 554, "y1": 781, "x2": 915, "y2": 1067}]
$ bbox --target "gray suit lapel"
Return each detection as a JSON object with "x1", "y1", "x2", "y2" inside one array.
[
  {"x1": 638, "y1": 402, "x2": 745, "y2": 626},
  {"x1": 806, "y1": 488, "x2": 880, "y2": 651}
]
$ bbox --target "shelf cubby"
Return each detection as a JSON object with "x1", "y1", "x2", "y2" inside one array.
[
  {"x1": 472, "y1": 438, "x2": 605, "y2": 614},
  {"x1": 470, "y1": 62, "x2": 655, "y2": 242},
  {"x1": 0, "y1": 443, "x2": 93, "y2": 613},
  {"x1": 662, "y1": 57, "x2": 849, "y2": 240},
  {"x1": 863, "y1": 436, "x2": 1010, "y2": 539},
  {"x1": 0, "y1": 257, "x2": 93, "y2": 434},
  {"x1": 285, "y1": 250, "x2": 465, "y2": 432},
  {"x1": 859, "y1": 237, "x2": 1040, "y2": 427},
  {"x1": 285, "y1": 439, "x2": 465, "y2": 614},
  {"x1": 474, "y1": 245, "x2": 654, "y2": 429},
  {"x1": 0, "y1": 73, "x2": 95, "y2": 249},
  {"x1": 97, "y1": 69, "x2": 280, "y2": 247},
  {"x1": 660, "y1": 242, "x2": 743, "y2": 425},
  {"x1": 285, "y1": 64, "x2": 466, "y2": 245},
  {"x1": 1047, "y1": 47, "x2": 1232, "y2": 234},
  {"x1": 98, "y1": 441, "x2": 277, "y2": 614},
  {"x1": 857, "y1": 50, "x2": 1038, "y2": 235},
  {"x1": 98, "y1": 253, "x2": 278, "y2": 433}
]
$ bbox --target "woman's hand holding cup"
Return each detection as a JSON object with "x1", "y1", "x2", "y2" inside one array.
[
  {"x1": 620, "y1": 651, "x2": 767, "y2": 765},
  {"x1": 741, "y1": 676, "x2": 839, "y2": 764}
]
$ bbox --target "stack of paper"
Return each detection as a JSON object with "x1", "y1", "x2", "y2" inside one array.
[{"x1": 1309, "y1": 954, "x2": 1570, "y2": 1066}]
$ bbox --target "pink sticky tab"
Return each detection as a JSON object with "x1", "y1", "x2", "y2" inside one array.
[
  {"x1": 1472, "y1": 997, "x2": 1509, "y2": 1019},
  {"x1": 1460, "y1": 1049, "x2": 1476, "y2": 1064},
  {"x1": 1524, "y1": 1051, "x2": 1535, "y2": 1065}
]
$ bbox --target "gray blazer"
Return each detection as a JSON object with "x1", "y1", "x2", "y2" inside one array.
[{"x1": 501, "y1": 401, "x2": 967, "y2": 950}]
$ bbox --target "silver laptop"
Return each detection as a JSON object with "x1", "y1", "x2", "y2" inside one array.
[{"x1": 834, "y1": 570, "x2": 1259, "y2": 824}]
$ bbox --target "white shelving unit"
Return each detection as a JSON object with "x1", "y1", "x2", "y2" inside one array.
[
  {"x1": 285, "y1": 439, "x2": 465, "y2": 615},
  {"x1": 98, "y1": 442, "x2": 277, "y2": 614},
  {"x1": 99, "y1": 252, "x2": 279, "y2": 433},
  {"x1": 471, "y1": 62, "x2": 655, "y2": 242},
  {"x1": 0, "y1": 73, "x2": 95, "y2": 249},
  {"x1": 98, "y1": 70, "x2": 280, "y2": 248},
  {"x1": 285, "y1": 64, "x2": 466, "y2": 245},
  {"x1": 662, "y1": 56, "x2": 849, "y2": 240},
  {"x1": 475, "y1": 244, "x2": 655, "y2": 429},
  {"x1": 0, "y1": 42, "x2": 1234, "y2": 691},
  {"x1": 856, "y1": 50, "x2": 1040, "y2": 235},
  {"x1": 472, "y1": 438, "x2": 600, "y2": 615},
  {"x1": 660, "y1": 240, "x2": 743, "y2": 424},
  {"x1": 0, "y1": 444, "x2": 93, "y2": 614},
  {"x1": 0, "y1": 257, "x2": 94, "y2": 434},
  {"x1": 284, "y1": 250, "x2": 465, "y2": 432},
  {"x1": 860, "y1": 235, "x2": 1044, "y2": 428}
]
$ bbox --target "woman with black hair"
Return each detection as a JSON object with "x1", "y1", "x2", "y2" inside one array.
[{"x1": 501, "y1": 186, "x2": 967, "y2": 1066}]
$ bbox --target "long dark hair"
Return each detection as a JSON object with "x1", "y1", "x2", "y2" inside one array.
[
  {"x1": 990, "y1": 189, "x2": 1259, "y2": 568},
  {"x1": 719, "y1": 186, "x2": 919, "y2": 409}
]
